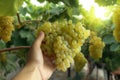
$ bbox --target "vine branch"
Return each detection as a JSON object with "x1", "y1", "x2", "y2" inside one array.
[{"x1": 0, "y1": 46, "x2": 31, "y2": 53}]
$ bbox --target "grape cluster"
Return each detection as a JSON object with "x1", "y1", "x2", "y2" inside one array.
[
  {"x1": 112, "y1": 6, "x2": 120, "y2": 42},
  {"x1": 0, "y1": 16, "x2": 14, "y2": 42},
  {"x1": 74, "y1": 52, "x2": 87, "y2": 71},
  {"x1": 89, "y1": 31, "x2": 105, "y2": 60},
  {"x1": 36, "y1": 20, "x2": 90, "y2": 71}
]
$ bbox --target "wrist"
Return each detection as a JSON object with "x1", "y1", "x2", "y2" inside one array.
[
  {"x1": 13, "y1": 62, "x2": 43, "y2": 80},
  {"x1": 25, "y1": 62, "x2": 44, "y2": 80},
  {"x1": 27, "y1": 63, "x2": 47, "y2": 80}
]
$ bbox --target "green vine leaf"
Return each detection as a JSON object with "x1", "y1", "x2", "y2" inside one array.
[
  {"x1": 0, "y1": 0, "x2": 24, "y2": 16},
  {"x1": 0, "y1": 40, "x2": 6, "y2": 49},
  {"x1": 110, "y1": 43, "x2": 120, "y2": 51},
  {"x1": 117, "y1": 0, "x2": 120, "y2": 4},
  {"x1": 37, "y1": 0, "x2": 45, "y2": 3},
  {"x1": 95, "y1": 0, "x2": 117, "y2": 6},
  {"x1": 103, "y1": 35, "x2": 115, "y2": 44},
  {"x1": 46, "y1": 0, "x2": 79, "y2": 7},
  {"x1": 19, "y1": 30, "x2": 35, "y2": 45}
]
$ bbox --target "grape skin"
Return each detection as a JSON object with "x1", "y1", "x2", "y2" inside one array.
[{"x1": 36, "y1": 20, "x2": 90, "y2": 71}]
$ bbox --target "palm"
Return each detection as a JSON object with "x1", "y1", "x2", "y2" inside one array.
[{"x1": 28, "y1": 32, "x2": 56, "y2": 80}]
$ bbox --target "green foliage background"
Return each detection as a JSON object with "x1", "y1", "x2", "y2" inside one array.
[{"x1": 0, "y1": 0, "x2": 120, "y2": 79}]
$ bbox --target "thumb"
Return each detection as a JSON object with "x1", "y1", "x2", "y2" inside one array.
[{"x1": 33, "y1": 31, "x2": 45, "y2": 47}]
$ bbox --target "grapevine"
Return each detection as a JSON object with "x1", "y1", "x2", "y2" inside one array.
[{"x1": 36, "y1": 20, "x2": 90, "y2": 71}]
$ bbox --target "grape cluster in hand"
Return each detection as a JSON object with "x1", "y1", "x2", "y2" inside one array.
[{"x1": 36, "y1": 20, "x2": 90, "y2": 71}]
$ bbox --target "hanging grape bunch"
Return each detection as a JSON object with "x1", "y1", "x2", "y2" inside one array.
[
  {"x1": 89, "y1": 31, "x2": 105, "y2": 60},
  {"x1": 112, "y1": 6, "x2": 120, "y2": 42},
  {"x1": 36, "y1": 20, "x2": 90, "y2": 71},
  {"x1": 74, "y1": 52, "x2": 87, "y2": 71},
  {"x1": 0, "y1": 16, "x2": 14, "y2": 42}
]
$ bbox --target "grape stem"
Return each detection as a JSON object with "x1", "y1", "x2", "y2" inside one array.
[
  {"x1": 17, "y1": 13, "x2": 22, "y2": 24},
  {"x1": 0, "y1": 46, "x2": 31, "y2": 53},
  {"x1": 16, "y1": 13, "x2": 41, "y2": 25},
  {"x1": 25, "y1": 20, "x2": 40, "y2": 23}
]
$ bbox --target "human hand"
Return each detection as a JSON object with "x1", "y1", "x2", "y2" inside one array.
[{"x1": 28, "y1": 31, "x2": 56, "y2": 80}]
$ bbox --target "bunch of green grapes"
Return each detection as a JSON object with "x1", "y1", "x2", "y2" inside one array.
[
  {"x1": 74, "y1": 52, "x2": 87, "y2": 71},
  {"x1": 0, "y1": 16, "x2": 14, "y2": 42},
  {"x1": 36, "y1": 20, "x2": 90, "y2": 71},
  {"x1": 112, "y1": 6, "x2": 120, "y2": 42},
  {"x1": 89, "y1": 31, "x2": 105, "y2": 60}
]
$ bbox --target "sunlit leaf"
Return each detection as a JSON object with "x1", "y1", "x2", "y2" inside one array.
[
  {"x1": 117, "y1": 0, "x2": 120, "y2": 4},
  {"x1": 0, "y1": 0, "x2": 24, "y2": 16},
  {"x1": 95, "y1": 0, "x2": 117, "y2": 6}
]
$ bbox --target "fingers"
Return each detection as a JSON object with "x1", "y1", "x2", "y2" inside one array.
[{"x1": 33, "y1": 31, "x2": 45, "y2": 48}]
